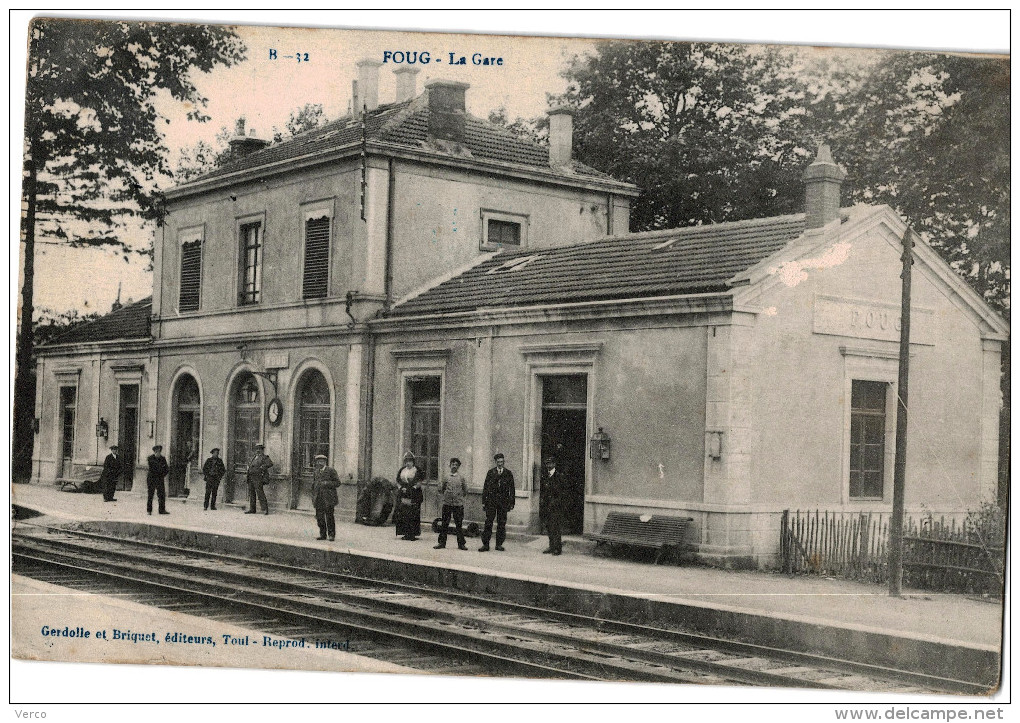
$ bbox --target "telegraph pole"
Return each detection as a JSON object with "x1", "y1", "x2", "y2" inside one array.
[{"x1": 889, "y1": 227, "x2": 915, "y2": 597}]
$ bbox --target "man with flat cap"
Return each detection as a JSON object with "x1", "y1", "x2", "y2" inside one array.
[
  {"x1": 311, "y1": 454, "x2": 341, "y2": 541},
  {"x1": 100, "y1": 444, "x2": 123, "y2": 502},
  {"x1": 479, "y1": 453, "x2": 515, "y2": 552},
  {"x1": 202, "y1": 447, "x2": 226, "y2": 511},
  {"x1": 245, "y1": 443, "x2": 274, "y2": 515},
  {"x1": 146, "y1": 444, "x2": 170, "y2": 515}
]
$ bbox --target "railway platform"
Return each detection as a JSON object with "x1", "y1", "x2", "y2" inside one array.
[{"x1": 12, "y1": 482, "x2": 1004, "y2": 683}]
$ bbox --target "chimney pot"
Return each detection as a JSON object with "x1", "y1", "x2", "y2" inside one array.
[
  {"x1": 425, "y1": 79, "x2": 470, "y2": 143},
  {"x1": 802, "y1": 143, "x2": 847, "y2": 229},
  {"x1": 228, "y1": 117, "x2": 269, "y2": 159},
  {"x1": 356, "y1": 58, "x2": 382, "y2": 112},
  {"x1": 547, "y1": 105, "x2": 575, "y2": 167},
  {"x1": 393, "y1": 66, "x2": 421, "y2": 103}
]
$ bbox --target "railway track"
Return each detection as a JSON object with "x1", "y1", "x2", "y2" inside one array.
[{"x1": 12, "y1": 523, "x2": 985, "y2": 692}]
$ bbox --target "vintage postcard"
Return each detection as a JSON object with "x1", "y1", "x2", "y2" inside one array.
[{"x1": 10, "y1": 10, "x2": 1009, "y2": 709}]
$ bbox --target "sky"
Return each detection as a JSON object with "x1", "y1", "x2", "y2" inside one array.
[{"x1": 10, "y1": 10, "x2": 1011, "y2": 318}]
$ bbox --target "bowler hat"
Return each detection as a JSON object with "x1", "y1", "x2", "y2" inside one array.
[
  {"x1": 210, "y1": 447, "x2": 220, "y2": 454},
  {"x1": 152, "y1": 445, "x2": 163, "y2": 451},
  {"x1": 109, "y1": 445, "x2": 119, "y2": 450}
]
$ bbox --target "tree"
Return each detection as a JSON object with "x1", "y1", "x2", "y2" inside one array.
[
  {"x1": 557, "y1": 41, "x2": 810, "y2": 231},
  {"x1": 273, "y1": 102, "x2": 325, "y2": 142},
  {"x1": 16, "y1": 18, "x2": 245, "y2": 479},
  {"x1": 810, "y1": 51, "x2": 1009, "y2": 316}
]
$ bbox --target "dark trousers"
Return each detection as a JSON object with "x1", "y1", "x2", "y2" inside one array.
[
  {"x1": 315, "y1": 505, "x2": 336, "y2": 539},
  {"x1": 102, "y1": 474, "x2": 117, "y2": 501},
  {"x1": 481, "y1": 507, "x2": 508, "y2": 547},
  {"x1": 545, "y1": 512, "x2": 563, "y2": 553},
  {"x1": 146, "y1": 478, "x2": 167, "y2": 513},
  {"x1": 437, "y1": 504, "x2": 466, "y2": 547},
  {"x1": 248, "y1": 481, "x2": 268, "y2": 513},
  {"x1": 204, "y1": 480, "x2": 220, "y2": 509}
]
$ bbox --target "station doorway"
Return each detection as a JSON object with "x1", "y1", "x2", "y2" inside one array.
[{"x1": 539, "y1": 374, "x2": 587, "y2": 535}]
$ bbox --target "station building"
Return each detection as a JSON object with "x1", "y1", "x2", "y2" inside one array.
[{"x1": 33, "y1": 63, "x2": 1008, "y2": 567}]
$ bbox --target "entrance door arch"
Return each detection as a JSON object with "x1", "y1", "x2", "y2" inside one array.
[
  {"x1": 227, "y1": 372, "x2": 262, "y2": 503},
  {"x1": 292, "y1": 369, "x2": 331, "y2": 510},
  {"x1": 170, "y1": 374, "x2": 201, "y2": 497}
]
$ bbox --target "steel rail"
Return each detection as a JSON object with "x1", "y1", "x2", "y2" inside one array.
[
  {"x1": 13, "y1": 521, "x2": 991, "y2": 693},
  {"x1": 14, "y1": 542, "x2": 708, "y2": 684}
]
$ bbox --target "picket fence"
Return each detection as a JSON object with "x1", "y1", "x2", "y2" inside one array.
[{"x1": 780, "y1": 509, "x2": 1005, "y2": 595}]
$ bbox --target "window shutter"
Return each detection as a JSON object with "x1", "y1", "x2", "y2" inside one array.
[
  {"x1": 302, "y1": 216, "x2": 330, "y2": 299},
  {"x1": 179, "y1": 240, "x2": 202, "y2": 312}
]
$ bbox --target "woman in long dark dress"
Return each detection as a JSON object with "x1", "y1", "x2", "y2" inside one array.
[{"x1": 394, "y1": 452, "x2": 424, "y2": 540}]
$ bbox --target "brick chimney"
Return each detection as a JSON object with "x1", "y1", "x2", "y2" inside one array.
[
  {"x1": 393, "y1": 66, "x2": 421, "y2": 103},
  {"x1": 547, "y1": 106, "x2": 575, "y2": 167},
  {"x1": 425, "y1": 79, "x2": 470, "y2": 143},
  {"x1": 356, "y1": 58, "x2": 382, "y2": 112},
  {"x1": 228, "y1": 117, "x2": 270, "y2": 158},
  {"x1": 802, "y1": 143, "x2": 846, "y2": 229}
]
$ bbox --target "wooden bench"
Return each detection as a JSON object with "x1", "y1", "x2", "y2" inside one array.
[
  {"x1": 585, "y1": 512, "x2": 694, "y2": 565},
  {"x1": 56, "y1": 465, "x2": 104, "y2": 492}
]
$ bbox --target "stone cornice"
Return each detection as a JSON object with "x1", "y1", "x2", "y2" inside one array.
[{"x1": 165, "y1": 141, "x2": 639, "y2": 203}]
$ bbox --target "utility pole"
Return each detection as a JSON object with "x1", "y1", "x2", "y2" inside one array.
[{"x1": 889, "y1": 227, "x2": 914, "y2": 597}]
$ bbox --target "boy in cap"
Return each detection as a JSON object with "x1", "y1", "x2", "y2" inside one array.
[
  {"x1": 202, "y1": 447, "x2": 226, "y2": 510},
  {"x1": 101, "y1": 444, "x2": 123, "y2": 502},
  {"x1": 434, "y1": 457, "x2": 468, "y2": 550},
  {"x1": 146, "y1": 445, "x2": 170, "y2": 515},
  {"x1": 311, "y1": 454, "x2": 341, "y2": 541}
]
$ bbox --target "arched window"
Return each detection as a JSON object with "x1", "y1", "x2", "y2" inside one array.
[
  {"x1": 292, "y1": 369, "x2": 331, "y2": 510},
  {"x1": 229, "y1": 372, "x2": 262, "y2": 481},
  {"x1": 170, "y1": 374, "x2": 201, "y2": 497}
]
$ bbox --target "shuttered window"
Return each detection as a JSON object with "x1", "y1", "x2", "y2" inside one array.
[
  {"x1": 302, "y1": 215, "x2": 330, "y2": 299},
  {"x1": 179, "y1": 240, "x2": 202, "y2": 312}
]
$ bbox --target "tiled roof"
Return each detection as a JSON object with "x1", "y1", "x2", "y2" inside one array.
[
  {"x1": 185, "y1": 92, "x2": 614, "y2": 186},
  {"x1": 389, "y1": 214, "x2": 807, "y2": 317},
  {"x1": 41, "y1": 297, "x2": 152, "y2": 347}
]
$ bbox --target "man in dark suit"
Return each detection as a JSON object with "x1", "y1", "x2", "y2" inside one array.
[
  {"x1": 310, "y1": 454, "x2": 341, "y2": 541},
  {"x1": 100, "y1": 445, "x2": 123, "y2": 502},
  {"x1": 539, "y1": 455, "x2": 568, "y2": 555},
  {"x1": 202, "y1": 447, "x2": 226, "y2": 511},
  {"x1": 245, "y1": 443, "x2": 273, "y2": 515},
  {"x1": 146, "y1": 445, "x2": 170, "y2": 515},
  {"x1": 479, "y1": 453, "x2": 515, "y2": 552}
]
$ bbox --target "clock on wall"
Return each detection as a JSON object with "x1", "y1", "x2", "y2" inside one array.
[{"x1": 267, "y1": 397, "x2": 283, "y2": 426}]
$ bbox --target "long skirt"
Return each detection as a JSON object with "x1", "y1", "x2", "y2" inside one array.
[{"x1": 393, "y1": 503, "x2": 422, "y2": 538}]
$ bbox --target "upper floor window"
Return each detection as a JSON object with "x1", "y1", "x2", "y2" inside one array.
[
  {"x1": 178, "y1": 226, "x2": 204, "y2": 313},
  {"x1": 238, "y1": 220, "x2": 263, "y2": 306},
  {"x1": 480, "y1": 209, "x2": 528, "y2": 251},
  {"x1": 302, "y1": 214, "x2": 331, "y2": 299},
  {"x1": 849, "y1": 380, "x2": 888, "y2": 500}
]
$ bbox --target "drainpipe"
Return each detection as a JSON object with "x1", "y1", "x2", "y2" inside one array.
[{"x1": 384, "y1": 158, "x2": 396, "y2": 310}]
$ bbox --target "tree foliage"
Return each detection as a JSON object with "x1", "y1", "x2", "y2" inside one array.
[
  {"x1": 808, "y1": 51, "x2": 1010, "y2": 315},
  {"x1": 24, "y1": 18, "x2": 246, "y2": 251},
  {"x1": 557, "y1": 41, "x2": 810, "y2": 230}
]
